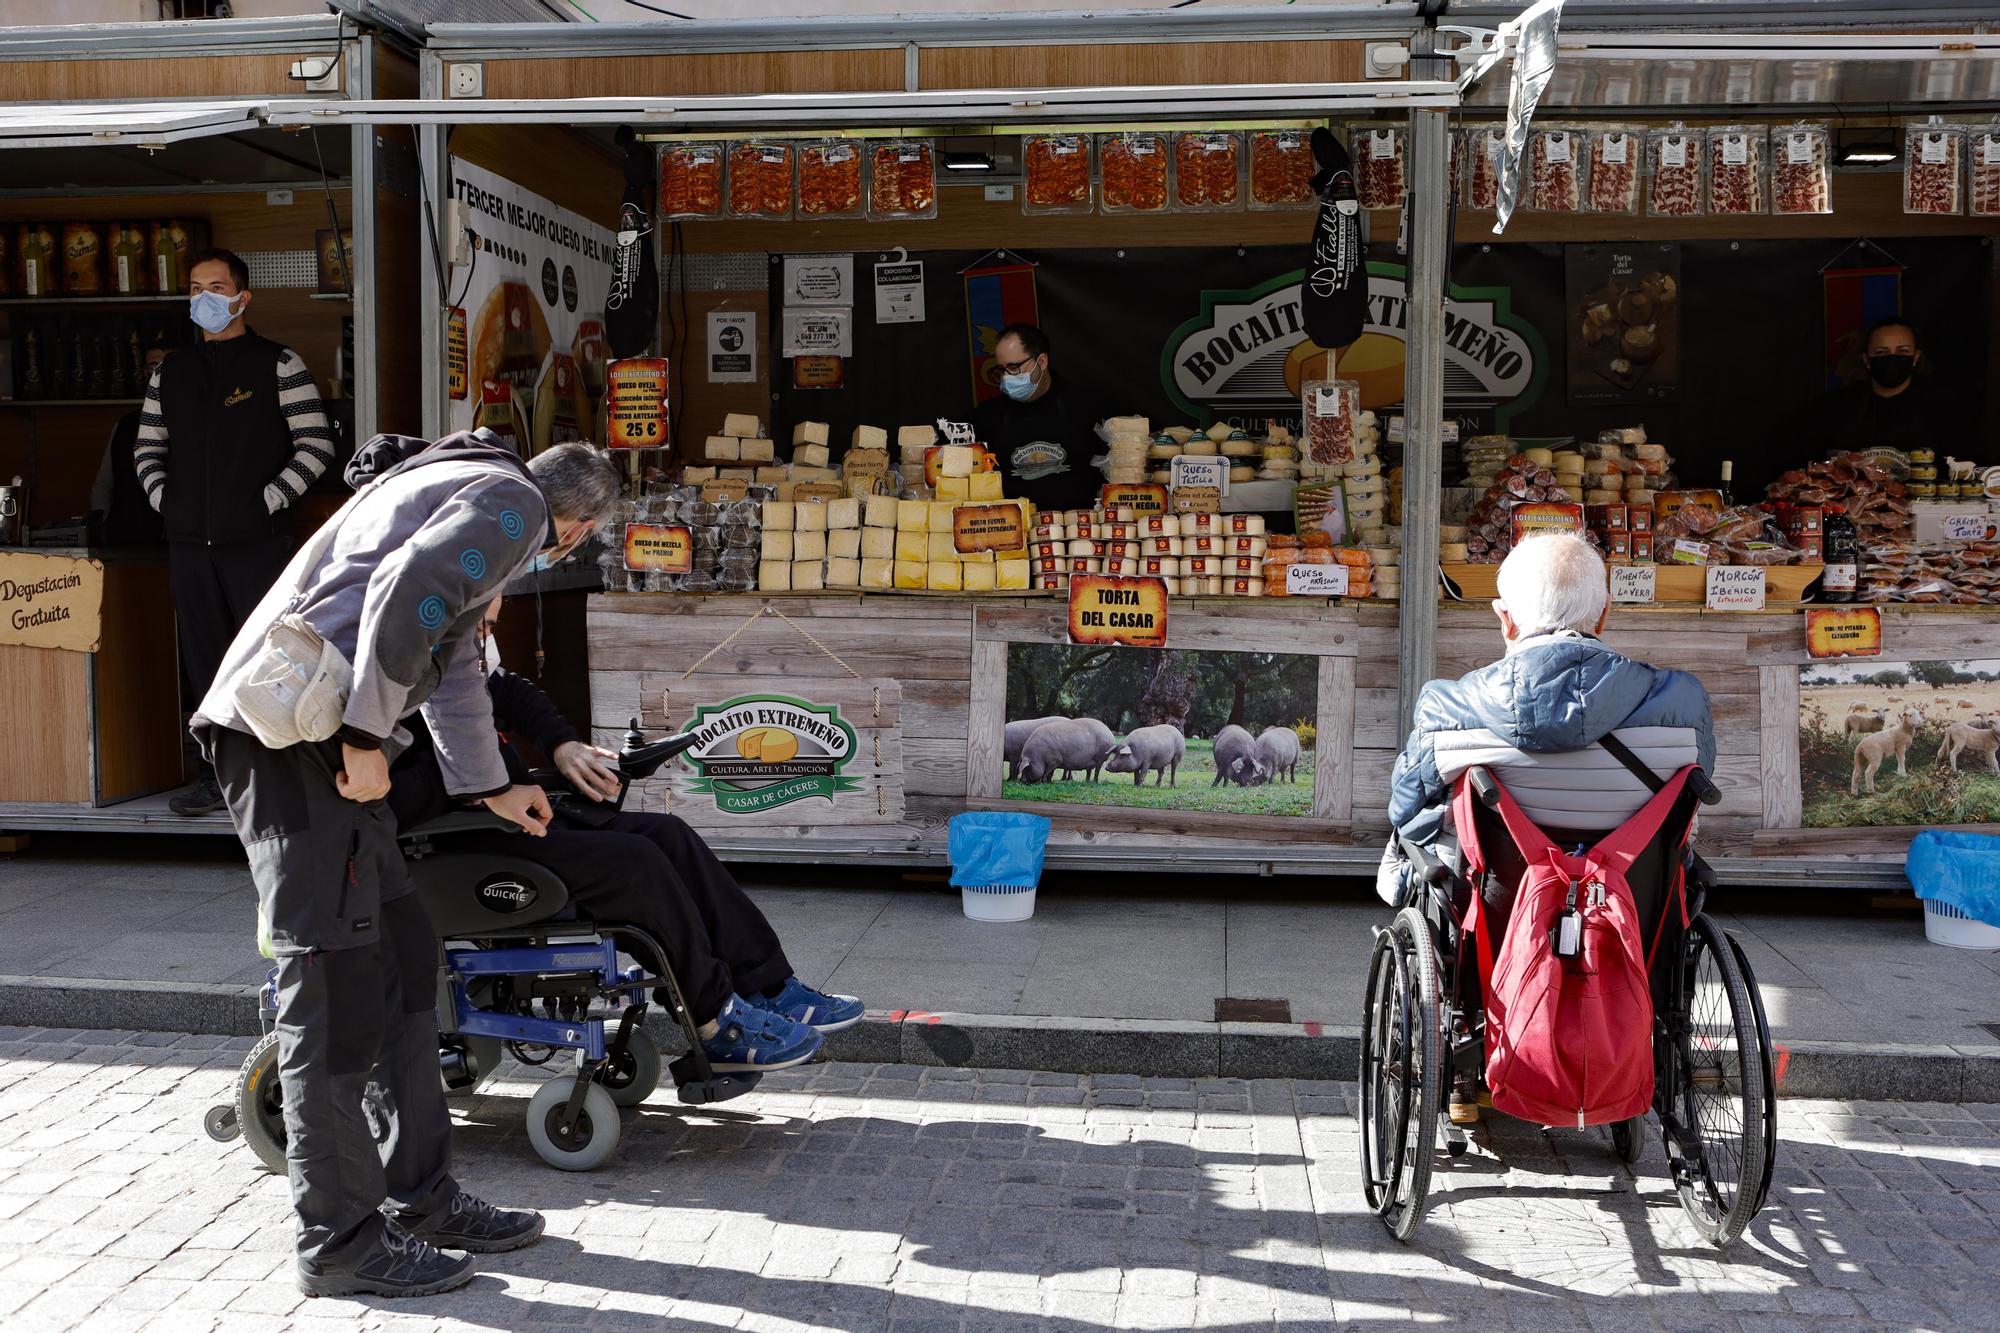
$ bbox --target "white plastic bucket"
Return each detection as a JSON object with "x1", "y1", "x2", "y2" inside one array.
[
  {"x1": 960, "y1": 883, "x2": 1038, "y2": 923},
  {"x1": 1922, "y1": 899, "x2": 2000, "y2": 951}
]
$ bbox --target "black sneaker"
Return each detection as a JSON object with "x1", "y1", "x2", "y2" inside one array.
[
  {"x1": 297, "y1": 1223, "x2": 474, "y2": 1299},
  {"x1": 168, "y1": 772, "x2": 225, "y2": 817},
  {"x1": 396, "y1": 1190, "x2": 545, "y2": 1255}
]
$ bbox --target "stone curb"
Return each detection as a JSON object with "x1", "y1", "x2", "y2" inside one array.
[{"x1": 3, "y1": 974, "x2": 1995, "y2": 1102}]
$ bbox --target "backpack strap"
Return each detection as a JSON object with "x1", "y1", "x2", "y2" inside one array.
[
  {"x1": 1450, "y1": 769, "x2": 1570, "y2": 1011},
  {"x1": 1598, "y1": 730, "x2": 1667, "y2": 793}
]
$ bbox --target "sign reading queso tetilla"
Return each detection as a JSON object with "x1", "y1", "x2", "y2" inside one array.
[
  {"x1": 0, "y1": 552, "x2": 104, "y2": 652},
  {"x1": 1067, "y1": 574, "x2": 1169, "y2": 648}
]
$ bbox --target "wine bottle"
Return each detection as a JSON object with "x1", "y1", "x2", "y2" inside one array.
[
  {"x1": 1718, "y1": 459, "x2": 1734, "y2": 508},
  {"x1": 1822, "y1": 511, "x2": 1858, "y2": 603}
]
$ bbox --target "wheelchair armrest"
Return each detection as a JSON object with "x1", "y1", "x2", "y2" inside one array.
[
  {"x1": 1397, "y1": 831, "x2": 1457, "y2": 890},
  {"x1": 400, "y1": 808, "x2": 519, "y2": 839}
]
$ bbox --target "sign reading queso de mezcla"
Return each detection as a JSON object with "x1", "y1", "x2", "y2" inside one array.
[{"x1": 0, "y1": 552, "x2": 104, "y2": 653}]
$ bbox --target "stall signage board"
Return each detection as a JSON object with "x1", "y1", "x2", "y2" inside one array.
[
  {"x1": 1101, "y1": 483, "x2": 1169, "y2": 516},
  {"x1": 680, "y1": 692, "x2": 861, "y2": 814},
  {"x1": 446, "y1": 307, "x2": 469, "y2": 400},
  {"x1": 1509, "y1": 502, "x2": 1585, "y2": 545},
  {"x1": 874, "y1": 260, "x2": 925, "y2": 325},
  {"x1": 1173, "y1": 485, "x2": 1221, "y2": 515},
  {"x1": 622, "y1": 523, "x2": 694, "y2": 574},
  {"x1": 1609, "y1": 564, "x2": 1656, "y2": 604},
  {"x1": 791, "y1": 481, "x2": 844, "y2": 502},
  {"x1": 1171, "y1": 456, "x2": 1230, "y2": 494},
  {"x1": 1285, "y1": 563, "x2": 1350, "y2": 597},
  {"x1": 698, "y1": 479, "x2": 750, "y2": 502},
  {"x1": 706, "y1": 310, "x2": 756, "y2": 384},
  {"x1": 781, "y1": 308, "x2": 852, "y2": 358},
  {"x1": 0, "y1": 552, "x2": 104, "y2": 652},
  {"x1": 791, "y1": 355, "x2": 844, "y2": 389},
  {"x1": 782, "y1": 255, "x2": 854, "y2": 306},
  {"x1": 604, "y1": 357, "x2": 670, "y2": 448},
  {"x1": 1705, "y1": 565, "x2": 1766, "y2": 611},
  {"x1": 1068, "y1": 575, "x2": 1169, "y2": 648},
  {"x1": 1805, "y1": 606, "x2": 1883, "y2": 658},
  {"x1": 952, "y1": 503, "x2": 1027, "y2": 555},
  {"x1": 1941, "y1": 513, "x2": 1997, "y2": 542}
]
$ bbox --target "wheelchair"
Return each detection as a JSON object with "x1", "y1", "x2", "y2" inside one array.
[
  {"x1": 204, "y1": 720, "x2": 762, "y2": 1173},
  {"x1": 1361, "y1": 762, "x2": 1778, "y2": 1246}
]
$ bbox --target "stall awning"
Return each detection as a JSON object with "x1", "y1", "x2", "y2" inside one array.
[{"x1": 0, "y1": 102, "x2": 278, "y2": 151}]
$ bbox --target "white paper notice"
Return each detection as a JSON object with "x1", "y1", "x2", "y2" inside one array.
[
  {"x1": 706, "y1": 310, "x2": 756, "y2": 384},
  {"x1": 782, "y1": 254, "x2": 855, "y2": 307},
  {"x1": 873, "y1": 260, "x2": 925, "y2": 325},
  {"x1": 1170, "y1": 456, "x2": 1230, "y2": 494},
  {"x1": 1610, "y1": 564, "x2": 1656, "y2": 604},
  {"x1": 780, "y1": 307, "x2": 851, "y2": 358},
  {"x1": 1286, "y1": 564, "x2": 1350, "y2": 597},
  {"x1": 1941, "y1": 513, "x2": 1996, "y2": 542},
  {"x1": 1705, "y1": 565, "x2": 1766, "y2": 611}
]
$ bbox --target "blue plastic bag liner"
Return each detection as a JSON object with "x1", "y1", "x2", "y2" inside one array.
[
  {"x1": 948, "y1": 812, "x2": 1052, "y2": 889},
  {"x1": 1907, "y1": 830, "x2": 2000, "y2": 927}
]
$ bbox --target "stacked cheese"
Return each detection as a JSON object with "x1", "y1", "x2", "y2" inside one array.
[
  {"x1": 1254, "y1": 423, "x2": 1297, "y2": 484},
  {"x1": 1029, "y1": 509, "x2": 1272, "y2": 595},
  {"x1": 896, "y1": 424, "x2": 936, "y2": 496},
  {"x1": 696, "y1": 412, "x2": 776, "y2": 476},
  {"x1": 882, "y1": 496, "x2": 1032, "y2": 591},
  {"x1": 1100, "y1": 416, "x2": 1152, "y2": 485}
]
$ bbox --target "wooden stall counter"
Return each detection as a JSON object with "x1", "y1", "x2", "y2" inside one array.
[{"x1": 0, "y1": 547, "x2": 184, "y2": 808}]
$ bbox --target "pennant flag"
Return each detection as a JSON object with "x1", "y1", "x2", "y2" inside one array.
[
  {"x1": 963, "y1": 257, "x2": 1040, "y2": 405},
  {"x1": 1822, "y1": 265, "x2": 1902, "y2": 388}
]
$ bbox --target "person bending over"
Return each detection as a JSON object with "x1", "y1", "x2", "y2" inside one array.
[{"x1": 388, "y1": 597, "x2": 863, "y2": 1075}]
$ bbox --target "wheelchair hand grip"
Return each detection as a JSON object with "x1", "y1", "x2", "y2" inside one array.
[
  {"x1": 619, "y1": 728, "x2": 701, "y2": 781},
  {"x1": 1468, "y1": 766, "x2": 1501, "y2": 809},
  {"x1": 1693, "y1": 769, "x2": 1722, "y2": 806}
]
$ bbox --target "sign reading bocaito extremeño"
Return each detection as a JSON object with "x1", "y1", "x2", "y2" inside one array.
[
  {"x1": 1068, "y1": 575, "x2": 1169, "y2": 648},
  {"x1": 0, "y1": 551, "x2": 104, "y2": 652},
  {"x1": 681, "y1": 693, "x2": 861, "y2": 814}
]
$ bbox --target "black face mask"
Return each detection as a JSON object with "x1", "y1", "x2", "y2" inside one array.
[{"x1": 1867, "y1": 353, "x2": 1915, "y2": 389}]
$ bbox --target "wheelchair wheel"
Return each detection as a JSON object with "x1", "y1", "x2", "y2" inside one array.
[
  {"x1": 526, "y1": 1079, "x2": 620, "y2": 1171},
  {"x1": 595, "y1": 1027, "x2": 662, "y2": 1108},
  {"x1": 1667, "y1": 914, "x2": 1769, "y2": 1246},
  {"x1": 1611, "y1": 1115, "x2": 1645, "y2": 1164},
  {"x1": 235, "y1": 1032, "x2": 289, "y2": 1177},
  {"x1": 1359, "y1": 906, "x2": 1441, "y2": 1242}
]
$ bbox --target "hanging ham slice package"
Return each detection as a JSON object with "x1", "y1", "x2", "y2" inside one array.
[
  {"x1": 1771, "y1": 123, "x2": 1833, "y2": 216},
  {"x1": 1904, "y1": 123, "x2": 1965, "y2": 216},
  {"x1": 1705, "y1": 125, "x2": 1768, "y2": 215},
  {"x1": 1647, "y1": 126, "x2": 1703, "y2": 218}
]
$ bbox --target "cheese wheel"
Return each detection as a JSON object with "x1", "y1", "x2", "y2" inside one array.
[
  {"x1": 1438, "y1": 524, "x2": 1466, "y2": 541},
  {"x1": 722, "y1": 413, "x2": 762, "y2": 438},
  {"x1": 1366, "y1": 546, "x2": 1397, "y2": 566},
  {"x1": 1358, "y1": 527, "x2": 1391, "y2": 547},
  {"x1": 1551, "y1": 451, "x2": 1584, "y2": 471},
  {"x1": 1230, "y1": 467, "x2": 1256, "y2": 482},
  {"x1": 1150, "y1": 469, "x2": 1172, "y2": 483},
  {"x1": 1631, "y1": 443, "x2": 1669, "y2": 462},
  {"x1": 1522, "y1": 447, "x2": 1554, "y2": 466},
  {"x1": 1585, "y1": 488, "x2": 1623, "y2": 505},
  {"x1": 828, "y1": 528, "x2": 862, "y2": 560},
  {"x1": 1149, "y1": 444, "x2": 1181, "y2": 461},
  {"x1": 759, "y1": 560, "x2": 791, "y2": 591},
  {"x1": 1184, "y1": 439, "x2": 1219, "y2": 456},
  {"x1": 1584, "y1": 458, "x2": 1616, "y2": 476},
  {"x1": 1222, "y1": 440, "x2": 1260, "y2": 457},
  {"x1": 1439, "y1": 542, "x2": 1469, "y2": 561}
]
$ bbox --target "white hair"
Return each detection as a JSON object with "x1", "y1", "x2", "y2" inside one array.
[{"x1": 1495, "y1": 533, "x2": 1607, "y2": 636}]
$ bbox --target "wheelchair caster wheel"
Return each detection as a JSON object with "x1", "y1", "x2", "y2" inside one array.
[
  {"x1": 1611, "y1": 1115, "x2": 1645, "y2": 1164},
  {"x1": 235, "y1": 1031, "x2": 289, "y2": 1177},
  {"x1": 203, "y1": 1105, "x2": 240, "y2": 1143},
  {"x1": 526, "y1": 1080, "x2": 620, "y2": 1171},
  {"x1": 595, "y1": 1028, "x2": 662, "y2": 1109}
]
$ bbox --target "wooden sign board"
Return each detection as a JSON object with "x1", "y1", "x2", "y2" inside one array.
[
  {"x1": 1172, "y1": 485, "x2": 1221, "y2": 515},
  {"x1": 790, "y1": 481, "x2": 845, "y2": 503},
  {"x1": 698, "y1": 479, "x2": 750, "y2": 503},
  {"x1": 605, "y1": 357, "x2": 671, "y2": 448},
  {"x1": 1100, "y1": 483, "x2": 1169, "y2": 516},
  {"x1": 623, "y1": 523, "x2": 694, "y2": 574},
  {"x1": 1805, "y1": 606, "x2": 1883, "y2": 658},
  {"x1": 1067, "y1": 575, "x2": 1168, "y2": 648},
  {"x1": 953, "y1": 503, "x2": 1027, "y2": 555},
  {"x1": 1508, "y1": 501, "x2": 1585, "y2": 545},
  {"x1": 0, "y1": 551, "x2": 104, "y2": 652}
]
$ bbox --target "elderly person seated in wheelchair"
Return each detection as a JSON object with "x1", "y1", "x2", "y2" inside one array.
[
  {"x1": 1382, "y1": 532, "x2": 1714, "y2": 1123},
  {"x1": 389, "y1": 598, "x2": 863, "y2": 1075}
]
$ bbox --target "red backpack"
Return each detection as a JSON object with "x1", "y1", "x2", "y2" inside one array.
[{"x1": 1452, "y1": 767, "x2": 1692, "y2": 1129}]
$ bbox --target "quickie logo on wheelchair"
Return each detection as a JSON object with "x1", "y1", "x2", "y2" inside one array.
[
  {"x1": 677, "y1": 692, "x2": 860, "y2": 815},
  {"x1": 476, "y1": 875, "x2": 540, "y2": 913}
]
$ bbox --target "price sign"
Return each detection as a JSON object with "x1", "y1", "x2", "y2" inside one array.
[
  {"x1": 446, "y1": 307, "x2": 468, "y2": 401},
  {"x1": 604, "y1": 357, "x2": 670, "y2": 449},
  {"x1": 1805, "y1": 606, "x2": 1883, "y2": 659},
  {"x1": 1067, "y1": 575, "x2": 1169, "y2": 648},
  {"x1": 1705, "y1": 565, "x2": 1766, "y2": 611},
  {"x1": 1285, "y1": 563, "x2": 1351, "y2": 597},
  {"x1": 622, "y1": 523, "x2": 693, "y2": 574},
  {"x1": 1510, "y1": 502, "x2": 1585, "y2": 545},
  {"x1": 698, "y1": 479, "x2": 750, "y2": 502},
  {"x1": 1609, "y1": 564, "x2": 1656, "y2": 604},
  {"x1": 1171, "y1": 485, "x2": 1221, "y2": 515},
  {"x1": 1100, "y1": 483, "x2": 1170, "y2": 516},
  {"x1": 1171, "y1": 456, "x2": 1230, "y2": 494},
  {"x1": 1941, "y1": 513, "x2": 1996, "y2": 542},
  {"x1": 953, "y1": 503, "x2": 1027, "y2": 555}
]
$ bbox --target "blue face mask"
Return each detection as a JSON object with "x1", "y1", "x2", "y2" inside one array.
[
  {"x1": 189, "y1": 290, "x2": 242, "y2": 335},
  {"x1": 1001, "y1": 369, "x2": 1037, "y2": 401},
  {"x1": 528, "y1": 551, "x2": 556, "y2": 573}
]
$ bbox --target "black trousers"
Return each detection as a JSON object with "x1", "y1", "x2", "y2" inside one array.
[
  {"x1": 170, "y1": 536, "x2": 293, "y2": 727},
  {"x1": 514, "y1": 811, "x2": 792, "y2": 1024},
  {"x1": 203, "y1": 725, "x2": 458, "y2": 1265}
]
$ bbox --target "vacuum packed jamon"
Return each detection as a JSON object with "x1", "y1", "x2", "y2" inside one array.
[
  {"x1": 1765, "y1": 452, "x2": 1915, "y2": 543},
  {"x1": 1249, "y1": 130, "x2": 1315, "y2": 208},
  {"x1": 1706, "y1": 126, "x2": 1767, "y2": 215},
  {"x1": 870, "y1": 140, "x2": 937, "y2": 218},
  {"x1": 1099, "y1": 132, "x2": 1171, "y2": 212},
  {"x1": 1971, "y1": 131, "x2": 2000, "y2": 217},
  {"x1": 1647, "y1": 128, "x2": 1703, "y2": 217},
  {"x1": 1174, "y1": 131, "x2": 1242, "y2": 210},
  {"x1": 1772, "y1": 124, "x2": 1832, "y2": 215},
  {"x1": 1528, "y1": 128, "x2": 1587, "y2": 212},
  {"x1": 659, "y1": 142, "x2": 724, "y2": 218},
  {"x1": 797, "y1": 140, "x2": 864, "y2": 217},
  {"x1": 1904, "y1": 125, "x2": 1964, "y2": 215},
  {"x1": 1354, "y1": 127, "x2": 1405, "y2": 209},
  {"x1": 727, "y1": 141, "x2": 794, "y2": 218},
  {"x1": 1302, "y1": 379, "x2": 1358, "y2": 465},
  {"x1": 1462, "y1": 127, "x2": 1505, "y2": 209},
  {"x1": 1586, "y1": 128, "x2": 1640, "y2": 214},
  {"x1": 1023, "y1": 134, "x2": 1092, "y2": 212}
]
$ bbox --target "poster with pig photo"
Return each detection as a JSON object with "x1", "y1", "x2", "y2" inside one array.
[
  {"x1": 1002, "y1": 645, "x2": 1318, "y2": 816},
  {"x1": 1798, "y1": 659, "x2": 2000, "y2": 828}
]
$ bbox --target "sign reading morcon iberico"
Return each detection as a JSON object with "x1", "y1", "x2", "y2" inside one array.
[{"x1": 681, "y1": 693, "x2": 861, "y2": 815}]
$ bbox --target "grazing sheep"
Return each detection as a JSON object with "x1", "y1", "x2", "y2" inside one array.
[
  {"x1": 1938, "y1": 720, "x2": 2000, "y2": 775},
  {"x1": 1852, "y1": 709, "x2": 1921, "y2": 795},
  {"x1": 1843, "y1": 707, "x2": 1888, "y2": 737}
]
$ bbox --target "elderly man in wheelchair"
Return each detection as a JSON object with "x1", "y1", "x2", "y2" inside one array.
[{"x1": 1365, "y1": 533, "x2": 1775, "y2": 1246}]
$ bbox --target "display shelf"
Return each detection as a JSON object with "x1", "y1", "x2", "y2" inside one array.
[
  {"x1": 0, "y1": 398, "x2": 141, "y2": 408},
  {"x1": 0, "y1": 295, "x2": 181, "y2": 307},
  {"x1": 308, "y1": 292, "x2": 351, "y2": 302}
]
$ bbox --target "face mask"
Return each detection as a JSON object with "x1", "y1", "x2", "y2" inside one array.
[
  {"x1": 528, "y1": 551, "x2": 555, "y2": 573},
  {"x1": 1867, "y1": 353, "x2": 1915, "y2": 390},
  {"x1": 1001, "y1": 369, "x2": 1037, "y2": 401},
  {"x1": 189, "y1": 290, "x2": 242, "y2": 335}
]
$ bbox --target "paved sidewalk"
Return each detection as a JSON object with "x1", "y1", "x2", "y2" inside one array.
[{"x1": 2, "y1": 1026, "x2": 1998, "y2": 1331}]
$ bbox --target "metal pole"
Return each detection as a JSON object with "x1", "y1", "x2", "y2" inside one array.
[
  {"x1": 416, "y1": 49, "x2": 449, "y2": 441},
  {"x1": 1397, "y1": 31, "x2": 1450, "y2": 740},
  {"x1": 350, "y1": 34, "x2": 378, "y2": 443}
]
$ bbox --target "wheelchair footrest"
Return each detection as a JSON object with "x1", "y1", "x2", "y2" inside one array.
[{"x1": 668, "y1": 1051, "x2": 761, "y2": 1105}]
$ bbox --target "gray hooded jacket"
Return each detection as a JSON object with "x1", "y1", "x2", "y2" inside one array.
[{"x1": 194, "y1": 431, "x2": 551, "y2": 799}]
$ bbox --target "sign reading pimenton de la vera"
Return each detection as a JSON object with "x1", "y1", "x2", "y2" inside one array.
[{"x1": 0, "y1": 552, "x2": 104, "y2": 652}]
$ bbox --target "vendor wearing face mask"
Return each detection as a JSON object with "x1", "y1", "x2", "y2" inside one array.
[
  {"x1": 135, "y1": 248, "x2": 337, "y2": 817},
  {"x1": 1764, "y1": 316, "x2": 1967, "y2": 496},
  {"x1": 971, "y1": 322, "x2": 1101, "y2": 512}
]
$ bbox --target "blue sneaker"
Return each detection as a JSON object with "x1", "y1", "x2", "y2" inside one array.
[
  {"x1": 700, "y1": 994, "x2": 823, "y2": 1073},
  {"x1": 755, "y1": 976, "x2": 866, "y2": 1034}
]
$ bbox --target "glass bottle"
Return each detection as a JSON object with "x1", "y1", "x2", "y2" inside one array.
[{"x1": 1821, "y1": 510, "x2": 1858, "y2": 603}]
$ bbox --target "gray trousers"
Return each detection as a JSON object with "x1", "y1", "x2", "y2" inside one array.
[{"x1": 203, "y1": 725, "x2": 459, "y2": 1264}]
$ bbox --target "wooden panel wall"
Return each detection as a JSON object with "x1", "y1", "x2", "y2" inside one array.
[
  {"x1": 672, "y1": 289, "x2": 771, "y2": 454},
  {"x1": 479, "y1": 49, "x2": 905, "y2": 100},
  {"x1": 0, "y1": 53, "x2": 310, "y2": 101},
  {"x1": 918, "y1": 39, "x2": 1366, "y2": 89},
  {"x1": 0, "y1": 645, "x2": 91, "y2": 803},
  {"x1": 92, "y1": 559, "x2": 185, "y2": 802}
]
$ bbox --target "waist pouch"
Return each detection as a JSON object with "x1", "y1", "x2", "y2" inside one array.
[{"x1": 231, "y1": 614, "x2": 354, "y2": 749}]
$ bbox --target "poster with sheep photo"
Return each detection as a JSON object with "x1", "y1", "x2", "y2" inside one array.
[
  {"x1": 1798, "y1": 659, "x2": 2000, "y2": 828},
  {"x1": 1002, "y1": 644, "x2": 1319, "y2": 817}
]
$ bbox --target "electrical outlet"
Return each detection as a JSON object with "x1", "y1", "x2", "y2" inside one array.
[
  {"x1": 448, "y1": 63, "x2": 483, "y2": 99},
  {"x1": 983, "y1": 184, "x2": 1015, "y2": 202},
  {"x1": 290, "y1": 56, "x2": 341, "y2": 92},
  {"x1": 446, "y1": 199, "x2": 472, "y2": 266},
  {"x1": 266, "y1": 188, "x2": 294, "y2": 207}
]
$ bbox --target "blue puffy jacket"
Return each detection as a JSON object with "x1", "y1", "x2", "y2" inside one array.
[{"x1": 1388, "y1": 630, "x2": 1716, "y2": 844}]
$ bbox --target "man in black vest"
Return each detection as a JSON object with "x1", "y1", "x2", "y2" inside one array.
[{"x1": 134, "y1": 248, "x2": 337, "y2": 816}]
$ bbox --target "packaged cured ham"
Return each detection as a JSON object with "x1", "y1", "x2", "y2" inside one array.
[
  {"x1": 797, "y1": 139, "x2": 864, "y2": 219},
  {"x1": 1248, "y1": 130, "x2": 1315, "y2": 209},
  {"x1": 1461, "y1": 126, "x2": 1506, "y2": 210},
  {"x1": 1646, "y1": 126, "x2": 1704, "y2": 218},
  {"x1": 1098, "y1": 132, "x2": 1171, "y2": 213},
  {"x1": 1022, "y1": 133, "x2": 1093, "y2": 214},
  {"x1": 1973, "y1": 129, "x2": 2000, "y2": 218},
  {"x1": 1173, "y1": 131, "x2": 1243, "y2": 211},
  {"x1": 1905, "y1": 122, "x2": 1965, "y2": 216},
  {"x1": 1353, "y1": 126, "x2": 1405, "y2": 209},
  {"x1": 1585, "y1": 126, "x2": 1641, "y2": 214},
  {"x1": 1771, "y1": 123, "x2": 1833, "y2": 215},
  {"x1": 1527, "y1": 127, "x2": 1588, "y2": 213},
  {"x1": 1705, "y1": 126, "x2": 1768, "y2": 215},
  {"x1": 869, "y1": 139, "x2": 938, "y2": 220},
  {"x1": 726, "y1": 140, "x2": 794, "y2": 220},
  {"x1": 659, "y1": 141, "x2": 724, "y2": 220},
  {"x1": 1301, "y1": 379, "x2": 1360, "y2": 467}
]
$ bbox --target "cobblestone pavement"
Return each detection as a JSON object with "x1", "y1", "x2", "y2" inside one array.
[{"x1": 1, "y1": 1028, "x2": 1997, "y2": 1331}]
